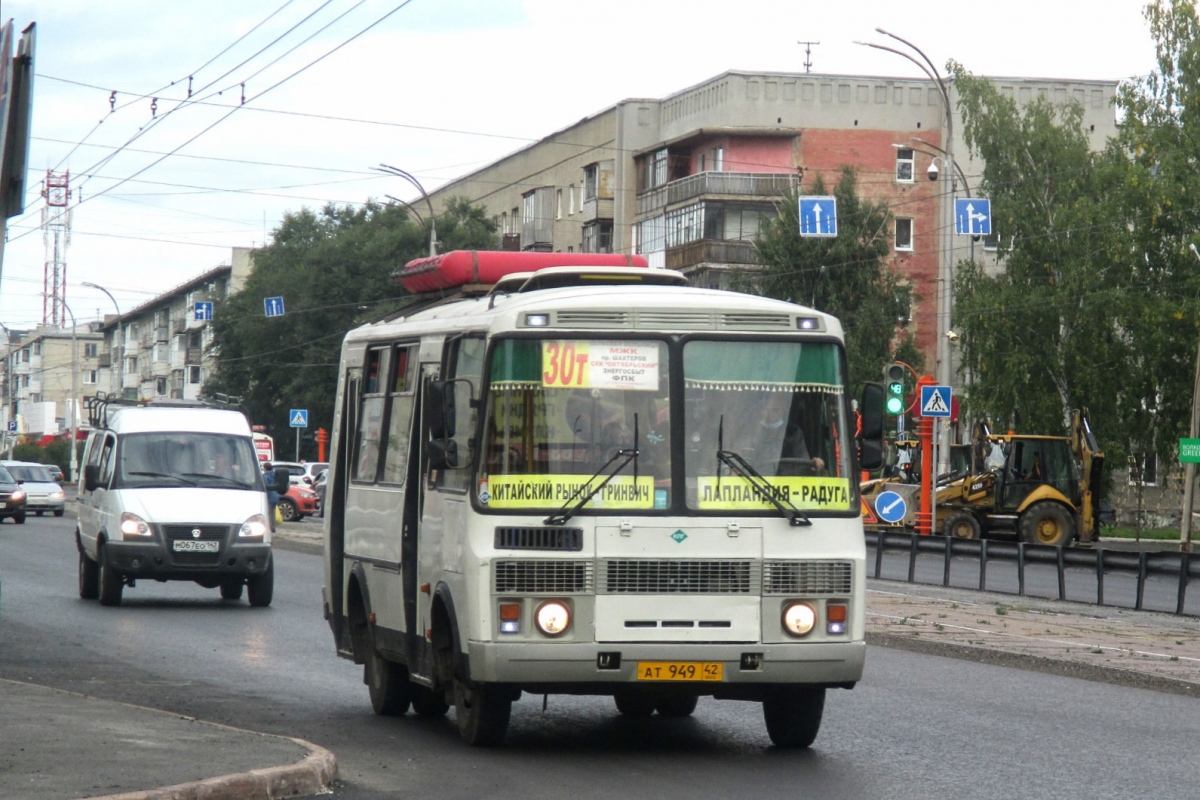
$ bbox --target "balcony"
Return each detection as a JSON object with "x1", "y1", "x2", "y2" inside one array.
[
  {"x1": 581, "y1": 196, "x2": 613, "y2": 224},
  {"x1": 637, "y1": 171, "x2": 799, "y2": 216},
  {"x1": 665, "y1": 239, "x2": 760, "y2": 272},
  {"x1": 98, "y1": 353, "x2": 112, "y2": 368}
]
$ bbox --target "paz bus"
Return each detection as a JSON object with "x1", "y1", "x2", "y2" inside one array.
[{"x1": 321, "y1": 250, "x2": 885, "y2": 747}]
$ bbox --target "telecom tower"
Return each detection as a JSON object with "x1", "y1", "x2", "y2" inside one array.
[{"x1": 42, "y1": 169, "x2": 72, "y2": 326}]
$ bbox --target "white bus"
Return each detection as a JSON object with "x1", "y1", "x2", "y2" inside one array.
[{"x1": 322, "y1": 251, "x2": 885, "y2": 747}]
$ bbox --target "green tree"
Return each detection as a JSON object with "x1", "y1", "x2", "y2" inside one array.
[
  {"x1": 204, "y1": 198, "x2": 497, "y2": 453},
  {"x1": 744, "y1": 168, "x2": 920, "y2": 392},
  {"x1": 949, "y1": 63, "x2": 1128, "y2": 448}
]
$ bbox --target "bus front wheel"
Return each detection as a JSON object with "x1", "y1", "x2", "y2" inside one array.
[
  {"x1": 762, "y1": 686, "x2": 825, "y2": 748},
  {"x1": 454, "y1": 676, "x2": 511, "y2": 747}
]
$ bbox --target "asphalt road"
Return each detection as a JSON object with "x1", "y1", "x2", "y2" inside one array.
[{"x1": 2, "y1": 515, "x2": 1199, "y2": 799}]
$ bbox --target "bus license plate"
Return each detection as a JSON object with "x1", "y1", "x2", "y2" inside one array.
[
  {"x1": 636, "y1": 661, "x2": 723, "y2": 682},
  {"x1": 173, "y1": 540, "x2": 219, "y2": 553}
]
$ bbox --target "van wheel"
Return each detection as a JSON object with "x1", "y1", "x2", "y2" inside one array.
[
  {"x1": 79, "y1": 549, "x2": 99, "y2": 600},
  {"x1": 411, "y1": 686, "x2": 450, "y2": 717},
  {"x1": 247, "y1": 558, "x2": 274, "y2": 607},
  {"x1": 98, "y1": 544, "x2": 123, "y2": 606},
  {"x1": 278, "y1": 498, "x2": 299, "y2": 522},
  {"x1": 220, "y1": 580, "x2": 244, "y2": 601}
]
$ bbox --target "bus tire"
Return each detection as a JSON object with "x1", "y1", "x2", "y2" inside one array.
[
  {"x1": 613, "y1": 692, "x2": 656, "y2": 717},
  {"x1": 762, "y1": 686, "x2": 825, "y2": 748},
  {"x1": 655, "y1": 695, "x2": 699, "y2": 718},
  {"x1": 454, "y1": 676, "x2": 511, "y2": 747},
  {"x1": 411, "y1": 686, "x2": 450, "y2": 717},
  {"x1": 1020, "y1": 502, "x2": 1074, "y2": 547},
  {"x1": 365, "y1": 629, "x2": 411, "y2": 716}
]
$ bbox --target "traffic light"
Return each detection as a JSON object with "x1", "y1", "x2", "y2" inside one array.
[{"x1": 883, "y1": 363, "x2": 905, "y2": 415}]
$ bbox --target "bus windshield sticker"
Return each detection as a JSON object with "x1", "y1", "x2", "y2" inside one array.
[
  {"x1": 542, "y1": 340, "x2": 659, "y2": 391},
  {"x1": 486, "y1": 474, "x2": 656, "y2": 509},
  {"x1": 696, "y1": 476, "x2": 852, "y2": 511}
]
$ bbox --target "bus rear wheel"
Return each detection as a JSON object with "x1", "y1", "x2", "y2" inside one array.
[
  {"x1": 365, "y1": 629, "x2": 411, "y2": 716},
  {"x1": 762, "y1": 686, "x2": 825, "y2": 748}
]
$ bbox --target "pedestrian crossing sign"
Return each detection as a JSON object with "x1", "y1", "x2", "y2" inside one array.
[{"x1": 919, "y1": 385, "x2": 952, "y2": 418}]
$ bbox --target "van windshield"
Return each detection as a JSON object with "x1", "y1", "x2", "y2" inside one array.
[{"x1": 114, "y1": 433, "x2": 262, "y2": 490}]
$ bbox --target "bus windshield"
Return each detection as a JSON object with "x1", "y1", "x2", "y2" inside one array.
[
  {"x1": 478, "y1": 336, "x2": 853, "y2": 516},
  {"x1": 481, "y1": 338, "x2": 671, "y2": 512}
]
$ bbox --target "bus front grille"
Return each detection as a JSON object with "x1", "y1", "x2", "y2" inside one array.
[
  {"x1": 762, "y1": 560, "x2": 853, "y2": 595},
  {"x1": 493, "y1": 560, "x2": 594, "y2": 594},
  {"x1": 600, "y1": 559, "x2": 756, "y2": 594},
  {"x1": 494, "y1": 526, "x2": 583, "y2": 551}
]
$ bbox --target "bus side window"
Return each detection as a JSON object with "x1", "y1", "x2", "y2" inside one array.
[
  {"x1": 438, "y1": 336, "x2": 485, "y2": 491},
  {"x1": 381, "y1": 344, "x2": 418, "y2": 484},
  {"x1": 354, "y1": 347, "x2": 390, "y2": 482}
]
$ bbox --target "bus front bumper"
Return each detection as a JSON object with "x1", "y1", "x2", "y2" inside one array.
[{"x1": 467, "y1": 639, "x2": 865, "y2": 691}]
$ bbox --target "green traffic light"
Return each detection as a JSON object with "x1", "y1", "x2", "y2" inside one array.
[{"x1": 886, "y1": 396, "x2": 904, "y2": 414}]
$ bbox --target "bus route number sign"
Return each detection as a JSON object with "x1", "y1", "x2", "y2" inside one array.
[{"x1": 542, "y1": 340, "x2": 659, "y2": 391}]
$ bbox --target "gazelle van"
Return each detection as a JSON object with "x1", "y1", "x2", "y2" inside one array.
[{"x1": 75, "y1": 396, "x2": 280, "y2": 607}]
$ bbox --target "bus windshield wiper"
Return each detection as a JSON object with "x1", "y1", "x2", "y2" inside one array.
[
  {"x1": 715, "y1": 415, "x2": 811, "y2": 527},
  {"x1": 545, "y1": 415, "x2": 640, "y2": 526}
]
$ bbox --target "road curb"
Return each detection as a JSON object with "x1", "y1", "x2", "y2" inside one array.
[{"x1": 87, "y1": 740, "x2": 337, "y2": 800}]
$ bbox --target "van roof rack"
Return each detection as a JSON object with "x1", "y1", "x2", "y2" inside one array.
[{"x1": 83, "y1": 392, "x2": 251, "y2": 429}]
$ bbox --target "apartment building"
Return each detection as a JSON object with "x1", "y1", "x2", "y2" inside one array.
[
  {"x1": 3, "y1": 322, "x2": 101, "y2": 441},
  {"x1": 90, "y1": 247, "x2": 253, "y2": 402},
  {"x1": 422, "y1": 69, "x2": 1119, "y2": 377}
]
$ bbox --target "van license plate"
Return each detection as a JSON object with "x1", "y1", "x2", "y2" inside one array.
[
  {"x1": 173, "y1": 540, "x2": 219, "y2": 553},
  {"x1": 636, "y1": 661, "x2": 723, "y2": 681}
]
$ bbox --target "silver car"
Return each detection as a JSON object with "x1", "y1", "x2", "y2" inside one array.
[{"x1": 1, "y1": 461, "x2": 66, "y2": 517}]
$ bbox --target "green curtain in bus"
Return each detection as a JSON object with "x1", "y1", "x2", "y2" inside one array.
[
  {"x1": 490, "y1": 339, "x2": 541, "y2": 389},
  {"x1": 683, "y1": 341, "x2": 842, "y2": 393}
]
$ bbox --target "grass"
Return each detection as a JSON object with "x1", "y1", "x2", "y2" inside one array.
[{"x1": 1101, "y1": 526, "x2": 1189, "y2": 541}]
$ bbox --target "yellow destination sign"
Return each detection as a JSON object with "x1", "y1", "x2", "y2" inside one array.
[
  {"x1": 696, "y1": 476, "x2": 852, "y2": 511},
  {"x1": 486, "y1": 474, "x2": 656, "y2": 509}
]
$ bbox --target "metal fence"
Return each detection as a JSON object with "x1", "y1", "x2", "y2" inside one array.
[{"x1": 866, "y1": 531, "x2": 1200, "y2": 617}]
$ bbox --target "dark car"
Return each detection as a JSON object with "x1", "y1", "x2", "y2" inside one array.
[{"x1": 0, "y1": 464, "x2": 28, "y2": 524}]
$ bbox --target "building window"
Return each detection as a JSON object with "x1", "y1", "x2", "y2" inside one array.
[
  {"x1": 32, "y1": 342, "x2": 41, "y2": 356},
  {"x1": 710, "y1": 146, "x2": 723, "y2": 172},
  {"x1": 511, "y1": 207, "x2": 519, "y2": 229},
  {"x1": 895, "y1": 218, "x2": 914, "y2": 251},
  {"x1": 584, "y1": 165, "x2": 598, "y2": 201},
  {"x1": 82, "y1": 369, "x2": 97, "y2": 385},
  {"x1": 189, "y1": 366, "x2": 202, "y2": 384},
  {"x1": 895, "y1": 148, "x2": 915, "y2": 182},
  {"x1": 982, "y1": 232, "x2": 999, "y2": 251},
  {"x1": 582, "y1": 221, "x2": 613, "y2": 253},
  {"x1": 568, "y1": 185, "x2": 575, "y2": 215},
  {"x1": 155, "y1": 377, "x2": 168, "y2": 396},
  {"x1": 84, "y1": 343, "x2": 98, "y2": 358},
  {"x1": 555, "y1": 188, "x2": 562, "y2": 219}
]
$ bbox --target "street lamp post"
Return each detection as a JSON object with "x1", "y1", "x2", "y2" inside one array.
[
  {"x1": 59, "y1": 298, "x2": 79, "y2": 482},
  {"x1": 858, "y1": 29, "x2": 957, "y2": 470},
  {"x1": 376, "y1": 164, "x2": 437, "y2": 257},
  {"x1": 82, "y1": 282, "x2": 122, "y2": 399}
]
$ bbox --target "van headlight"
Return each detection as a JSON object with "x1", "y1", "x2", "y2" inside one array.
[
  {"x1": 119, "y1": 512, "x2": 153, "y2": 540},
  {"x1": 238, "y1": 514, "x2": 269, "y2": 541}
]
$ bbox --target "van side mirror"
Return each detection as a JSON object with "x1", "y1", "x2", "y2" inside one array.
[
  {"x1": 858, "y1": 382, "x2": 885, "y2": 471},
  {"x1": 84, "y1": 464, "x2": 101, "y2": 492}
]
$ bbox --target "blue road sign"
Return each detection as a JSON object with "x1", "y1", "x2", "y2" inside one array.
[
  {"x1": 264, "y1": 296, "x2": 286, "y2": 318},
  {"x1": 7, "y1": 420, "x2": 16, "y2": 432},
  {"x1": 955, "y1": 198, "x2": 992, "y2": 235},
  {"x1": 919, "y1": 385, "x2": 953, "y2": 418},
  {"x1": 798, "y1": 195, "x2": 838, "y2": 237},
  {"x1": 289, "y1": 409, "x2": 309, "y2": 428},
  {"x1": 874, "y1": 490, "x2": 908, "y2": 524},
  {"x1": 194, "y1": 301, "x2": 213, "y2": 321}
]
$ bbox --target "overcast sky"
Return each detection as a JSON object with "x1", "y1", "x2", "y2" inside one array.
[{"x1": 0, "y1": 0, "x2": 1160, "y2": 331}]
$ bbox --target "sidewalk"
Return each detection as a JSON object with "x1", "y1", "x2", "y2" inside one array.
[{"x1": 0, "y1": 678, "x2": 335, "y2": 800}]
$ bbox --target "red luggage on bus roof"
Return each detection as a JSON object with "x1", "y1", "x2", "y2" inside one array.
[{"x1": 398, "y1": 250, "x2": 650, "y2": 294}]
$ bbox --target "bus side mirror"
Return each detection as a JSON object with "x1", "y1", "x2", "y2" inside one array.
[
  {"x1": 427, "y1": 438, "x2": 460, "y2": 470},
  {"x1": 84, "y1": 464, "x2": 100, "y2": 492},
  {"x1": 858, "y1": 382, "x2": 885, "y2": 471},
  {"x1": 426, "y1": 380, "x2": 456, "y2": 439}
]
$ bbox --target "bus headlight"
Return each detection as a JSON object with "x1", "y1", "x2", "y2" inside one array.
[
  {"x1": 782, "y1": 602, "x2": 817, "y2": 637},
  {"x1": 534, "y1": 601, "x2": 571, "y2": 637}
]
